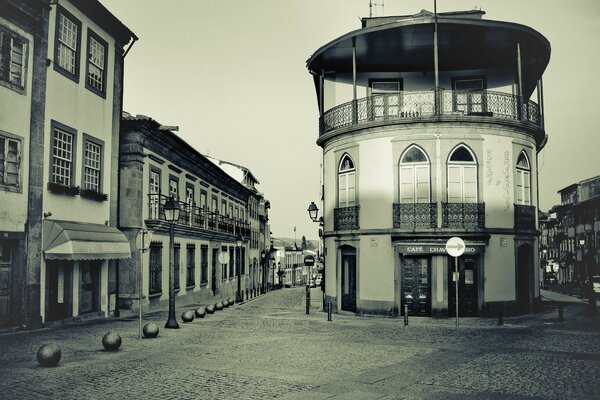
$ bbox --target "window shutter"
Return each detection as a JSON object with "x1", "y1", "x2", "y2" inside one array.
[
  {"x1": 463, "y1": 166, "x2": 477, "y2": 203},
  {"x1": 523, "y1": 170, "x2": 531, "y2": 205},
  {"x1": 516, "y1": 170, "x2": 524, "y2": 204},
  {"x1": 400, "y1": 166, "x2": 415, "y2": 203},
  {"x1": 447, "y1": 165, "x2": 462, "y2": 203},
  {"x1": 415, "y1": 166, "x2": 430, "y2": 203}
]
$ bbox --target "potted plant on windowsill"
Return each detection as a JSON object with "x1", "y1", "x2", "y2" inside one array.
[
  {"x1": 80, "y1": 188, "x2": 108, "y2": 201},
  {"x1": 47, "y1": 182, "x2": 80, "y2": 196}
]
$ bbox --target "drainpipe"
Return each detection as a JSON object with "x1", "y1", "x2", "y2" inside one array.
[{"x1": 115, "y1": 35, "x2": 138, "y2": 318}]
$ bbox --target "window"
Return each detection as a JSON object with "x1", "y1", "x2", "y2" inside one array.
[
  {"x1": 186, "y1": 244, "x2": 195, "y2": 287},
  {"x1": 0, "y1": 133, "x2": 21, "y2": 188},
  {"x1": 200, "y1": 245, "x2": 208, "y2": 284},
  {"x1": 371, "y1": 80, "x2": 401, "y2": 118},
  {"x1": 399, "y1": 145, "x2": 430, "y2": 203},
  {"x1": 149, "y1": 242, "x2": 162, "y2": 294},
  {"x1": 221, "y1": 246, "x2": 227, "y2": 280},
  {"x1": 54, "y1": 6, "x2": 81, "y2": 81},
  {"x1": 516, "y1": 151, "x2": 531, "y2": 206},
  {"x1": 447, "y1": 145, "x2": 477, "y2": 203},
  {"x1": 50, "y1": 123, "x2": 76, "y2": 186},
  {"x1": 338, "y1": 154, "x2": 356, "y2": 207},
  {"x1": 453, "y1": 77, "x2": 485, "y2": 113},
  {"x1": 169, "y1": 176, "x2": 178, "y2": 200},
  {"x1": 149, "y1": 168, "x2": 161, "y2": 219},
  {"x1": 174, "y1": 243, "x2": 181, "y2": 290},
  {"x1": 0, "y1": 27, "x2": 27, "y2": 90},
  {"x1": 185, "y1": 184, "x2": 194, "y2": 225},
  {"x1": 86, "y1": 30, "x2": 107, "y2": 96},
  {"x1": 221, "y1": 200, "x2": 227, "y2": 216},
  {"x1": 82, "y1": 136, "x2": 102, "y2": 192}
]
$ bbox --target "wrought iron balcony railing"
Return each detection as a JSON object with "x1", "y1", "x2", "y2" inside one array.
[
  {"x1": 442, "y1": 202, "x2": 485, "y2": 229},
  {"x1": 514, "y1": 204, "x2": 536, "y2": 230},
  {"x1": 334, "y1": 206, "x2": 360, "y2": 230},
  {"x1": 147, "y1": 193, "x2": 250, "y2": 237},
  {"x1": 320, "y1": 89, "x2": 541, "y2": 135},
  {"x1": 393, "y1": 203, "x2": 437, "y2": 229}
]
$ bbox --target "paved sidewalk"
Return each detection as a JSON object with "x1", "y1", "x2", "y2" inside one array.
[{"x1": 0, "y1": 287, "x2": 599, "y2": 399}]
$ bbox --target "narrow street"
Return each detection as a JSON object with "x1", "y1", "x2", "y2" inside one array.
[{"x1": 1, "y1": 287, "x2": 599, "y2": 400}]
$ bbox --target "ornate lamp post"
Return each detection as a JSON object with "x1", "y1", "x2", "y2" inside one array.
[
  {"x1": 236, "y1": 235, "x2": 243, "y2": 302},
  {"x1": 163, "y1": 196, "x2": 180, "y2": 329},
  {"x1": 582, "y1": 221, "x2": 597, "y2": 315}
]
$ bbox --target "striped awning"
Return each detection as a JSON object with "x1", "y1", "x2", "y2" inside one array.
[{"x1": 43, "y1": 220, "x2": 131, "y2": 261}]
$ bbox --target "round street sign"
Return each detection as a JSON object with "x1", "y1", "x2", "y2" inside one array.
[
  {"x1": 135, "y1": 229, "x2": 151, "y2": 252},
  {"x1": 304, "y1": 255, "x2": 315, "y2": 266},
  {"x1": 445, "y1": 237, "x2": 466, "y2": 257},
  {"x1": 218, "y1": 251, "x2": 230, "y2": 264}
]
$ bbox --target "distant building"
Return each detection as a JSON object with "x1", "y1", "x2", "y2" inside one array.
[
  {"x1": 0, "y1": 0, "x2": 135, "y2": 327},
  {"x1": 119, "y1": 113, "x2": 258, "y2": 312},
  {"x1": 306, "y1": 9, "x2": 550, "y2": 317}
]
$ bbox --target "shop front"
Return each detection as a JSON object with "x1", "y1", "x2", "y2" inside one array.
[
  {"x1": 42, "y1": 220, "x2": 131, "y2": 323},
  {"x1": 396, "y1": 241, "x2": 485, "y2": 317}
]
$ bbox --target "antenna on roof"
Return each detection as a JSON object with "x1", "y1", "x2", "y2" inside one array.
[{"x1": 369, "y1": 0, "x2": 384, "y2": 18}]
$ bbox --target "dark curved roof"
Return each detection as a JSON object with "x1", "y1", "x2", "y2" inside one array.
[{"x1": 307, "y1": 13, "x2": 550, "y2": 98}]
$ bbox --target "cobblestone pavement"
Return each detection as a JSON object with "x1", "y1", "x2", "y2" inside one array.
[{"x1": 1, "y1": 287, "x2": 599, "y2": 399}]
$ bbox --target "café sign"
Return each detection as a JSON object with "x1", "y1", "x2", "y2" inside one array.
[{"x1": 397, "y1": 243, "x2": 483, "y2": 255}]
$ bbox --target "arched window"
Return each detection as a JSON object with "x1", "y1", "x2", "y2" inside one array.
[
  {"x1": 399, "y1": 145, "x2": 430, "y2": 203},
  {"x1": 338, "y1": 154, "x2": 356, "y2": 208},
  {"x1": 447, "y1": 145, "x2": 477, "y2": 203},
  {"x1": 516, "y1": 151, "x2": 531, "y2": 206}
]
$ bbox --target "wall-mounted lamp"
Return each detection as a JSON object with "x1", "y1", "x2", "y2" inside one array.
[{"x1": 43, "y1": 212, "x2": 52, "y2": 219}]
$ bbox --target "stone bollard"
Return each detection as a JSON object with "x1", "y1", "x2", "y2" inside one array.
[
  {"x1": 206, "y1": 304, "x2": 215, "y2": 314},
  {"x1": 215, "y1": 301, "x2": 224, "y2": 311},
  {"x1": 102, "y1": 332, "x2": 122, "y2": 351},
  {"x1": 404, "y1": 304, "x2": 409, "y2": 326},
  {"x1": 228, "y1": 298, "x2": 234, "y2": 306},
  {"x1": 37, "y1": 344, "x2": 61, "y2": 367},
  {"x1": 327, "y1": 302, "x2": 332, "y2": 322},
  {"x1": 195, "y1": 307, "x2": 206, "y2": 318},
  {"x1": 181, "y1": 310, "x2": 194, "y2": 322},
  {"x1": 143, "y1": 322, "x2": 159, "y2": 338}
]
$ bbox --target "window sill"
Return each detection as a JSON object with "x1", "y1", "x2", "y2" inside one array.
[
  {"x1": 80, "y1": 189, "x2": 108, "y2": 201},
  {"x1": 0, "y1": 184, "x2": 22, "y2": 194},
  {"x1": 186, "y1": 284, "x2": 195, "y2": 290},
  {"x1": 148, "y1": 292, "x2": 163, "y2": 299},
  {"x1": 47, "y1": 182, "x2": 79, "y2": 196}
]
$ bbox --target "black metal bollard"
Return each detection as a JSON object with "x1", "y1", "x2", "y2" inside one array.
[
  {"x1": 403, "y1": 304, "x2": 409, "y2": 326},
  {"x1": 306, "y1": 285, "x2": 310, "y2": 315},
  {"x1": 327, "y1": 302, "x2": 332, "y2": 321},
  {"x1": 558, "y1": 303, "x2": 564, "y2": 322},
  {"x1": 497, "y1": 302, "x2": 504, "y2": 326},
  {"x1": 245, "y1": 289, "x2": 248, "y2": 300}
]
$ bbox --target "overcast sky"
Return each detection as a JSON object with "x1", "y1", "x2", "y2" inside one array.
[{"x1": 99, "y1": 0, "x2": 600, "y2": 239}]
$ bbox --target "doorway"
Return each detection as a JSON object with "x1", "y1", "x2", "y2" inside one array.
[
  {"x1": 341, "y1": 246, "x2": 356, "y2": 312},
  {"x1": 517, "y1": 244, "x2": 532, "y2": 314},
  {"x1": 211, "y1": 248, "x2": 219, "y2": 296},
  {"x1": 0, "y1": 241, "x2": 14, "y2": 325},
  {"x1": 79, "y1": 261, "x2": 100, "y2": 315},
  {"x1": 46, "y1": 260, "x2": 72, "y2": 322},
  {"x1": 448, "y1": 256, "x2": 479, "y2": 317},
  {"x1": 401, "y1": 256, "x2": 431, "y2": 316}
]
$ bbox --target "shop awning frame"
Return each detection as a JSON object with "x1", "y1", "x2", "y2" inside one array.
[{"x1": 43, "y1": 220, "x2": 131, "y2": 261}]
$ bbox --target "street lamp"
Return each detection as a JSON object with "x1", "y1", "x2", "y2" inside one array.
[
  {"x1": 307, "y1": 201, "x2": 319, "y2": 222},
  {"x1": 582, "y1": 221, "x2": 597, "y2": 315},
  {"x1": 163, "y1": 196, "x2": 180, "y2": 329},
  {"x1": 236, "y1": 234, "x2": 243, "y2": 303}
]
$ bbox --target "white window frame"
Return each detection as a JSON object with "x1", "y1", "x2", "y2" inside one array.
[
  {"x1": 371, "y1": 81, "x2": 401, "y2": 118},
  {"x1": 338, "y1": 154, "x2": 356, "y2": 208},
  {"x1": 0, "y1": 27, "x2": 27, "y2": 90},
  {"x1": 51, "y1": 125, "x2": 75, "y2": 186},
  {"x1": 399, "y1": 145, "x2": 430, "y2": 203},
  {"x1": 516, "y1": 151, "x2": 531, "y2": 206},
  {"x1": 0, "y1": 132, "x2": 21, "y2": 188},
  {"x1": 447, "y1": 145, "x2": 478, "y2": 203},
  {"x1": 82, "y1": 137, "x2": 102, "y2": 192}
]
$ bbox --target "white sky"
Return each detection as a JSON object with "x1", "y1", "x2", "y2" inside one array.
[{"x1": 99, "y1": 0, "x2": 600, "y2": 239}]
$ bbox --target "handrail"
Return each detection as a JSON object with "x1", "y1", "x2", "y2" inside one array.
[
  {"x1": 320, "y1": 89, "x2": 541, "y2": 135},
  {"x1": 147, "y1": 193, "x2": 250, "y2": 236}
]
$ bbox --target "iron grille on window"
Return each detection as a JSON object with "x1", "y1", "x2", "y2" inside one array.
[
  {"x1": 200, "y1": 245, "x2": 208, "y2": 284},
  {"x1": 393, "y1": 203, "x2": 437, "y2": 229},
  {"x1": 149, "y1": 241, "x2": 162, "y2": 294},
  {"x1": 186, "y1": 244, "x2": 195, "y2": 287},
  {"x1": 174, "y1": 243, "x2": 181, "y2": 290},
  {"x1": 442, "y1": 203, "x2": 485, "y2": 229},
  {"x1": 52, "y1": 128, "x2": 74, "y2": 186}
]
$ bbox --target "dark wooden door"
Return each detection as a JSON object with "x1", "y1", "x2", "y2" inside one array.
[
  {"x1": 401, "y1": 256, "x2": 430, "y2": 316},
  {"x1": 211, "y1": 248, "x2": 219, "y2": 296},
  {"x1": 0, "y1": 241, "x2": 13, "y2": 325},
  {"x1": 79, "y1": 261, "x2": 100, "y2": 315},
  {"x1": 517, "y1": 245, "x2": 532, "y2": 314},
  {"x1": 46, "y1": 261, "x2": 72, "y2": 322},
  {"x1": 341, "y1": 248, "x2": 356, "y2": 312},
  {"x1": 448, "y1": 256, "x2": 478, "y2": 317}
]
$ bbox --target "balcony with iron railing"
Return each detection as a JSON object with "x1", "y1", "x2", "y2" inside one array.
[
  {"x1": 147, "y1": 193, "x2": 250, "y2": 237},
  {"x1": 319, "y1": 89, "x2": 541, "y2": 137},
  {"x1": 514, "y1": 204, "x2": 537, "y2": 230},
  {"x1": 333, "y1": 206, "x2": 360, "y2": 230},
  {"x1": 393, "y1": 203, "x2": 437, "y2": 229},
  {"x1": 441, "y1": 203, "x2": 486, "y2": 229}
]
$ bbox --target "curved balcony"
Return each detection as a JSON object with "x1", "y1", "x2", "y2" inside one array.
[{"x1": 319, "y1": 89, "x2": 541, "y2": 137}]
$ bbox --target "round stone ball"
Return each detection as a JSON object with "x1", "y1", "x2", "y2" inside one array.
[
  {"x1": 142, "y1": 322, "x2": 159, "y2": 338},
  {"x1": 181, "y1": 310, "x2": 194, "y2": 323},
  {"x1": 102, "y1": 332, "x2": 122, "y2": 351},
  {"x1": 195, "y1": 307, "x2": 206, "y2": 318},
  {"x1": 37, "y1": 344, "x2": 61, "y2": 367},
  {"x1": 228, "y1": 298, "x2": 235, "y2": 306},
  {"x1": 222, "y1": 299, "x2": 229, "y2": 308},
  {"x1": 215, "y1": 301, "x2": 224, "y2": 311},
  {"x1": 206, "y1": 304, "x2": 215, "y2": 314}
]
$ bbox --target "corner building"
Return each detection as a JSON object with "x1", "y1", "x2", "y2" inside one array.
[{"x1": 306, "y1": 10, "x2": 550, "y2": 317}]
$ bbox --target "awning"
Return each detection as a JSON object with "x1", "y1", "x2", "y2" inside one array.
[{"x1": 43, "y1": 220, "x2": 131, "y2": 261}]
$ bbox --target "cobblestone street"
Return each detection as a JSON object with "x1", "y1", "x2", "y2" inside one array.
[{"x1": 1, "y1": 287, "x2": 599, "y2": 400}]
